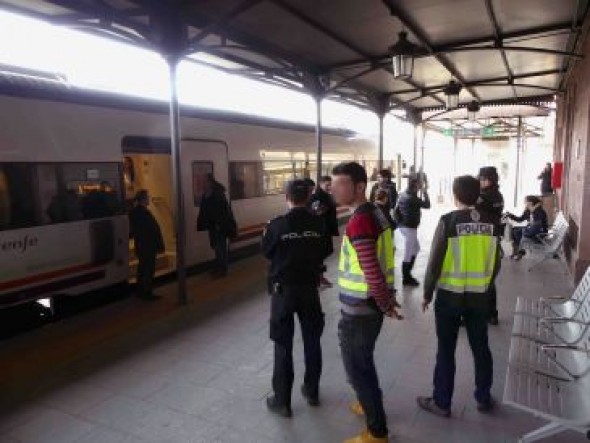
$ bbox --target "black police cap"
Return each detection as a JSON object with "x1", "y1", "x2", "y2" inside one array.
[{"x1": 478, "y1": 166, "x2": 499, "y2": 182}]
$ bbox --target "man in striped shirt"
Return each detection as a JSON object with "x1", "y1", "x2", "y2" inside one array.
[{"x1": 331, "y1": 162, "x2": 402, "y2": 443}]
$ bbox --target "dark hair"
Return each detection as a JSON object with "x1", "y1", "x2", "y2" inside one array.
[
  {"x1": 452, "y1": 175, "x2": 480, "y2": 206},
  {"x1": 286, "y1": 180, "x2": 309, "y2": 204},
  {"x1": 378, "y1": 169, "x2": 391, "y2": 179},
  {"x1": 525, "y1": 195, "x2": 542, "y2": 206},
  {"x1": 303, "y1": 178, "x2": 315, "y2": 188},
  {"x1": 408, "y1": 177, "x2": 420, "y2": 190},
  {"x1": 135, "y1": 189, "x2": 149, "y2": 203},
  {"x1": 332, "y1": 162, "x2": 367, "y2": 185},
  {"x1": 319, "y1": 175, "x2": 332, "y2": 184}
]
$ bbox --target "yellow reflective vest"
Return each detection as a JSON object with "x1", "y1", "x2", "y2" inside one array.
[
  {"x1": 338, "y1": 205, "x2": 395, "y2": 302},
  {"x1": 438, "y1": 209, "x2": 498, "y2": 294}
]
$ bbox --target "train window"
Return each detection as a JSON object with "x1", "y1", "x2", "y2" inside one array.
[
  {"x1": 0, "y1": 162, "x2": 124, "y2": 232},
  {"x1": 262, "y1": 161, "x2": 294, "y2": 195},
  {"x1": 229, "y1": 162, "x2": 263, "y2": 200},
  {"x1": 192, "y1": 161, "x2": 214, "y2": 206}
]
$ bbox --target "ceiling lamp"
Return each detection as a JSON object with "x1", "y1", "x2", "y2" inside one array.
[
  {"x1": 467, "y1": 100, "x2": 481, "y2": 121},
  {"x1": 444, "y1": 80, "x2": 462, "y2": 109},
  {"x1": 389, "y1": 31, "x2": 424, "y2": 79}
]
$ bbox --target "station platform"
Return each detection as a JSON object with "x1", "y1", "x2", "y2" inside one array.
[{"x1": 0, "y1": 208, "x2": 583, "y2": 443}]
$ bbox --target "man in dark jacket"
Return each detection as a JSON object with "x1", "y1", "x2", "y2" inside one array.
[
  {"x1": 476, "y1": 166, "x2": 504, "y2": 325},
  {"x1": 309, "y1": 176, "x2": 339, "y2": 287},
  {"x1": 263, "y1": 180, "x2": 331, "y2": 417},
  {"x1": 396, "y1": 178, "x2": 430, "y2": 286},
  {"x1": 129, "y1": 190, "x2": 164, "y2": 300},
  {"x1": 369, "y1": 169, "x2": 398, "y2": 212},
  {"x1": 197, "y1": 174, "x2": 237, "y2": 277}
]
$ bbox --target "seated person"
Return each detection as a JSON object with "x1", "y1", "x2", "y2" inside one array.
[{"x1": 504, "y1": 195, "x2": 548, "y2": 260}]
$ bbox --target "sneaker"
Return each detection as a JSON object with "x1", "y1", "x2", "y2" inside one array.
[
  {"x1": 301, "y1": 385, "x2": 320, "y2": 407},
  {"x1": 417, "y1": 396, "x2": 451, "y2": 418},
  {"x1": 266, "y1": 395, "x2": 292, "y2": 418},
  {"x1": 477, "y1": 397, "x2": 495, "y2": 413},
  {"x1": 343, "y1": 429, "x2": 388, "y2": 443}
]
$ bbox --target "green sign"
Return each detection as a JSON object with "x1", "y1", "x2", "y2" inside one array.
[{"x1": 482, "y1": 126, "x2": 495, "y2": 137}]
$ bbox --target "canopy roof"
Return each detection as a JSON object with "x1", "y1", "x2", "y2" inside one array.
[{"x1": 1, "y1": 0, "x2": 587, "y2": 118}]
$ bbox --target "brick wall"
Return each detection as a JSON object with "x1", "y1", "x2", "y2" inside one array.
[{"x1": 554, "y1": 26, "x2": 590, "y2": 282}]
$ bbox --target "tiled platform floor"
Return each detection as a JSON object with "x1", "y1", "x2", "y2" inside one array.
[{"x1": 0, "y1": 208, "x2": 584, "y2": 443}]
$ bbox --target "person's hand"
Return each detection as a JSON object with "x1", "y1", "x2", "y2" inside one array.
[
  {"x1": 385, "y1": 305, "x2": 403, "y2": 320},
  {"x1": 422, "y1": 299, "x2": 431, "y2": 312}
]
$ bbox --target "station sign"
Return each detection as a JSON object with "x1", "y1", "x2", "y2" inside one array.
[{"x1": 443, "y1": 126, "x2": 496, "y2": 138}]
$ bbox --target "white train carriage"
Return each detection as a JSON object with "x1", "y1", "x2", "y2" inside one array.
[{"x1": 0, "y1": 77, "x2": 378, "y2": 306}]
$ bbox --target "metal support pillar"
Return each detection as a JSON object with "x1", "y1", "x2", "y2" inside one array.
[
  {"x1": 420, "y1": 123, "x2": 426, "y2": 171},
  {"x1": 167, "y1": 57, "x2": 187, "y2": 305},
  {"x1": 303, "y1": 72, "x2": 329, "y2": 184},
  {"x1": 315, "y1": 97, "x2": 323, "y2": 184},
  {"x1": 378, "y1": 114, "x2": 384, "y2": 170},
  {"x1": 453, "y1": 136, "x2": 458, "y2": 176},
  {"x1": 368, "y1": 93, "x2": 391, "y2": 172},
  {"x1": 514, "y1": 116, "x2": 523, "y2": 207},
  {"x1": 150, "y1": 6, "x2": 189, "y2": 305},
  {"x1": 413, "y1": 124, "x2": 418, "y2": 172}
]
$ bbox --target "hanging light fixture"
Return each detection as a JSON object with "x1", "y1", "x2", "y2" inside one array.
[
  {"x1": 389, "y1": 31, "x2": 424, "y2": 79},
  {"x1": 467, "y1": 100, "x2": 480, "y2": 121},
  {"x1": 444, "y1": 80, "x2": 462, "y2": 109}
]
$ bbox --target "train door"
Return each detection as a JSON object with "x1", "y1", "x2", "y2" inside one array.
[
  {"x1": 122, "y1": 152, "x2": 177, "y2": 280},
  {"x1": 181, "y1": 139, "x2": 229, "y2": 267}
]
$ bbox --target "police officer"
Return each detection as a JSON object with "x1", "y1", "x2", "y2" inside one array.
[
  {"x1": 418, "y1": 175, "x2": 501, "y2": 417},
  {"x1": 262, "y1": 179, "x2": 331, "y2": 418},
  {"x1": 476, "y1": 167, "x2": 504, "y2": 325}
]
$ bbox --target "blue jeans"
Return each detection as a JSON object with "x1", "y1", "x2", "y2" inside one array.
[
  {"x1": 338, "y1": 312, "x2": 387, "y2": 438},
  {"x1": 433, "y1": 291, "x2": 493, "y2": 409}
]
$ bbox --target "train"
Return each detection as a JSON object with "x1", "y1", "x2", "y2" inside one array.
[{"x1": 0, "y1": 71, "x2": 386, "y2": 307}]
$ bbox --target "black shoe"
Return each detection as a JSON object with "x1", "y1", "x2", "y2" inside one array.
[
  {"x1": 266, "y1": 395, "x2": 292, "y2": 418},
  {"x1": 417, "y1": 396, "x2": 451, "y2": 418},
  {"x1": 488, "y1": 316, "x2": 499, "y2": 326},
  {"x1": 403, "y1": 276, "x2": 420, "y2": 287},
  {"x1": 477, "y1": 397, "x2": 495, "y2": 413},
  {"x1": 301, "y1": 385, "x2": 320, "y2": 407}
]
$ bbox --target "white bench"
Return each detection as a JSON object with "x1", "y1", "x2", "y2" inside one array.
[
  {"x1": 520, "y1": 212, "x2": 568, "y2": 272},
  {"x1": 504, "y1": 270, "x2": 590, "y2": 442},
  {"x1": 512, "y1": 266, "x2": 590, "y2": 345}
]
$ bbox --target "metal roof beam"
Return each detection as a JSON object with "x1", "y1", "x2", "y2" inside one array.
[
  {"x1": 383, "y1": 0, "x2": 481, "y2": 101},
  {"x1": 268, "y1": 0, "x2": 436, "y2": 107},
  {"x1": 187, "y1": 0, "x2": 265, "y2": 48},
  {"x1": 43, "y1": 0, "x2": 151, "y2": 38},
  {"x1": 329, "y1": 20, "x2": 580, "y2": 70},
  {"x1": 484, "y1": 0, "x2": 518, "y2": 100},
  {"x1": 390, "y1": 69, "x2": 563, "y2": 95}
]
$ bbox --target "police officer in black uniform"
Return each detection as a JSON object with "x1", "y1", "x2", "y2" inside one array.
[
  {"x1": 476, "y1": 167, "x2": 504, "y2": 325},
  {"x1": 262, "y1": 179, "x2": 331, "y2": 418}
]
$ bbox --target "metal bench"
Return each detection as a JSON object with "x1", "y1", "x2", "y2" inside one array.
[
  {"x1": 504, "y1": 277, "x2": 590, "y2": 442},
  {"x1": 520, "y1": 212, "x2": 568, "y2": 272},
  {"x1": 512, "y1": 266, "x2": 590, "y2": 345}
]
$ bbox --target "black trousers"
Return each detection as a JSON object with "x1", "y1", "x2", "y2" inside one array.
[
  {"x1": 136, "y1": 251, "x2": 156, "y2": 296},
  {"x1": 270, "y1": 284, "x2": 324, "y2": 407},
  {"x1": 338, "y1": 312, "x2": 387, "y2": 438},
  {"x1": 488, "y1": 282, "x2": 498, "y2": 319},
  {"x1": 433, "y1": 291, "x2": 493, "y2": 410}
]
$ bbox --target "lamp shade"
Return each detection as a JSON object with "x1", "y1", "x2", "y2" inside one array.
[
  {"x1": 389, "y1": 31, "x2": 424, "y2": 79},
  {"x1": 444, "y1": 80, "x2": 462, "y2": 109}
]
